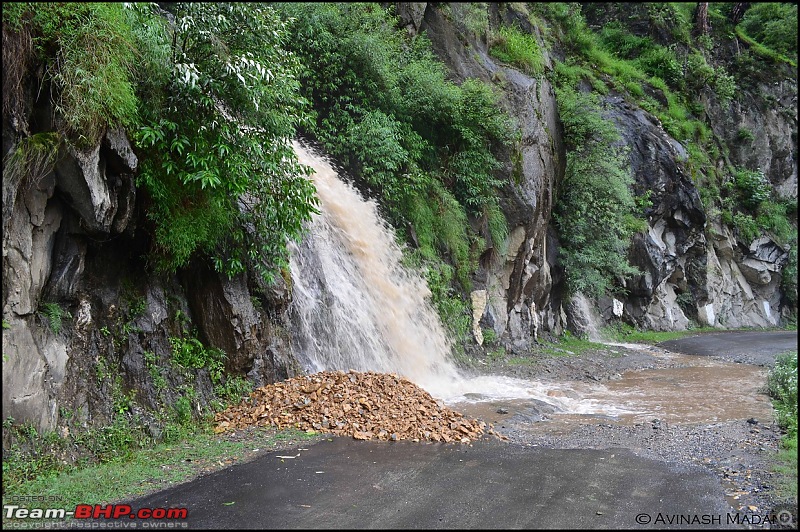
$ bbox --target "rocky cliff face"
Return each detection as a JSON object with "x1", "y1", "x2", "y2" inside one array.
[
  {"x1": 2, "y1": 105, "x2": 297, "y2": 434},
  {"x1": 404, "y1": 2, "x2": 795, "y2": 338},
  {"x1": 2, "y1": 3, "x2": 796, "y2": 435},
  {"x1": 602, "y1": 92, "x2": 792, "y2": 331},
  {"x1": 401, "y1": 3, "x2": 567, "y2": 352}
]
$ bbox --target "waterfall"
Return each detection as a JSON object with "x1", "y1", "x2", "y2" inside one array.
[
  {"x1": 287, "y1": 141, "x2": 463, "y2": 398},
  {"x1": 286, "y1": 141, "x2": 637, "y2": 419}
]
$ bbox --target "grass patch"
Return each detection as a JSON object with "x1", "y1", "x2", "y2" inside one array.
[
  {"x1": 601, "y1": 324, "x2": 719, "y2": 345},
  {"x1": 489, "y1": 24, "x2": 545, "y2": 76},
  {"x1": 507, "y1": 356, "x2": 536, "y2": 366},
  {"x1": 538, "y1": 332, "x2": 606, "y2": 357},
  {"x1": 773, "y1": 434, "x2": 798, "y2": 503},
  {"x1": 1, "y1": 425, "x2": 321, "y2": 518},
  {"x1": 487, "y1": 346, "x2": 507, "y2": 362}
]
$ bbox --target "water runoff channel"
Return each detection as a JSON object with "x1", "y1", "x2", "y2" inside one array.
[{"x1": 287, "y1": 140, "x2": 774, "y2": 434}]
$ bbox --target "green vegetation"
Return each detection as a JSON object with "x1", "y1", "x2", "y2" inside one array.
[
  {"x1": 2, "y1": 132, "x2": 62, "y2": 186},
  {"x1": 738, "y1": 3, "x2": 798, "y2": 65},
  {"x1": 719, "y1": 165, "x2": 797, "y2": 306},
  {"x1": 767, "y1": 352, "x2": 798, "y2": 502},
  {"x1": 768, "y1": 352, "x2": 798, "y2": 438},
  {"x1": 552, "y1": 87, "x2": 641, "y2": 298},
  {"x1": 403, "y1": 249, "x2": 471, "y2": 354},
  {"x1": 4, "y1": 0, "x2": 792, "y2": 342},
  {"x1": 602, "y1": 322, "x2": 718, "y2": 345},
  {"x1": 2, "y1": 5, "x2": 798, "y2": 499},
  {"x1": 539, "y1": 332, "x2": 607, "y2": 357},
  {"x1": 278, "y1": 2, "x2": 513, "y2": 314},
  {"x1": 170, "y1": 335, "x2": 226, "y2": 385},
  {"x1": 2, "y1": 4, "x2": 138, "y2": 146},
  {"x1": 507, "y1": 356, "x2": 536, "y2": 366},
  {"x1": 531, "y1": 2, "x2": 797, "y2": 312},
  {"x1": 2, "y1": 420, "x2": 319, "y2": 510},
  {"x1": 3, "y1": 3, "x2": 319, "y2": 284},
  {"x1": 168, "y1": 328, "x2": 252, "y2": 405},
  {"x1": 489, "y1": 24, "x2": 545, "y2": 76},
  {"x1": 39, "y1": 302, "x2": 71, "y2": 335},
  {"x1": 132, "y1": 3, "x2": 318, "y2": 282}
]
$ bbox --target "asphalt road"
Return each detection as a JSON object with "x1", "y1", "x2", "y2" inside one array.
[
  {"x1": 118, "y1": 437, "x2": 733, "y2": 529},
  {"x1": 102, "y1": 331, "x2": 800, "y2": 529},
  {"x1": 658, "y1": 330, "x2": 797, "y2": 366}
]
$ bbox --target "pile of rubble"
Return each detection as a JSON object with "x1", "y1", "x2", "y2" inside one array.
[{"x1": 215, "y1": 370, "x2": 502, "y2": 443}]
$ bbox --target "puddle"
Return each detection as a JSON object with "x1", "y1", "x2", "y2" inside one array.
[{"x1": 452, "y1": 355, "x2": 773, "y2": 430}]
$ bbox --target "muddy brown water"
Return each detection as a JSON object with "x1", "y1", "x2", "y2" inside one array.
[{"x1": 453, "y1": 352, "x2": 773, "y2": 433}]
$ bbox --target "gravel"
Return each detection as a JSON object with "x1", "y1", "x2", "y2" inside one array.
[{"x1": 215, "y1": 370, "x2": 502, "y2": 443}]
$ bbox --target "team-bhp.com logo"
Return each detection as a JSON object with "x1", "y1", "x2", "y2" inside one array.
[{"x1": 4, "y1": 504, "x2": 188, "y2": 520}]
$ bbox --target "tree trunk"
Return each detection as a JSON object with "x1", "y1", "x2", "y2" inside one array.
[
  {"x1": 693, "y1": 2, "x2": 710, "y2": 36},
  {"x1": 730, "y1": 3, "x2": 751, "y2": 25}
]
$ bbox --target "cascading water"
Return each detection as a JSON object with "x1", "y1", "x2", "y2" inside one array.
[
  {"x1": 288, "y1": 141, "x2": 462, "y2": 397},
  {"x1": 287, "y1": 141, "x2": 635, "y2": 416}
]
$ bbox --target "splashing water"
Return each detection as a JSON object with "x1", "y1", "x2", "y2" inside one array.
[
  {"x1": 288, "y1": 141, "x2": 462, "y2": 397},
  {"x1": 287, "y1": 141, "x2": 638, "y2": 418}
]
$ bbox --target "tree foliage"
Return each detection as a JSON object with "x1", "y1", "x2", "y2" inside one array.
[
  {"x1": 278, "y1": 3, "x2": 511, "y2": 214},
  {"x1": 132, "y1": 3, "x2": 318, "y2": 281},
  {"x1": 277, "y1": 2, "x2": 512, "y2": 290},
  {"x1": 553, "y1": 87, "x2": 641, "y2": 299},
  {"x1": 739, "y1": 3, "x2": 798, "y2": 61}
]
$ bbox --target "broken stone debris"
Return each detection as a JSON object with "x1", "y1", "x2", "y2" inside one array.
[{"x1": 215, "y1": 370, "x2": 504, "y2": 443}]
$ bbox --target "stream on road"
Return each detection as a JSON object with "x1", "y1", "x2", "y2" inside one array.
[{"x1": 452, "y1": 349, "x2": 773, "y2": 434}]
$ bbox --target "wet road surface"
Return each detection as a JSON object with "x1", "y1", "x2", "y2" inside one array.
[
  {"x1": 658, "y1": 330, "x2": 796, "y2": 366},
  {"x1": 107, "y1": 330, "x2": 796, "y2": 529},
  {"x1": 118, "y1": 437, "x2": 733, "y2": 529}
]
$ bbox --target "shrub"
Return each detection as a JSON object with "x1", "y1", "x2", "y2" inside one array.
[
  {"x1": 756, "y1": 200, "x2": 795, "y2": 246},
  {"x1": 597, "y1": 21, "x2": 651, "y2": 60},
  {"x1": 281, "y1": 3, "x2": 512, "y2": 216},
  {"x1": 636, "y1": 45, "x2": 683, "y2": 89},
  {"x1": 133, "y1": 3, "x2": 318, "y2": 282},
  {"x1": 782, "y1": 246, "x2": 798, "y2": 309},
  {"x1": 768, "y1": 352, "x2": 798, "y2": 436},
  {"x1": 3, "y1": 4, "x2": 140, "y2": 145},
  {"x1": 405, "y1": 180, "x2": 473, "y2": 290},
  {"x1": 732, "y1": 212, "x2": 761, "y2": 244},
  {"x1": 489, "y1": 24, "x2": 545, "y2": 76},
  {"x1": 736, "y1": 127, "x2": 755, "y2": 142},
  {"x1": 553, "y1": 87, "x2": 641, "y2": 298},
  {"x1": 740, "y1": 3, "x2": 798, "y2": 62},
  {"x1": 169, "y1": 334, "x2": 226, "y2": 385},
  {"x1": 732, "y1": 167, "x2": 771, "y2": 211},
  {"x1": 685, "y1": 52, "x2": 715, "y2": 93},
  {"x1": 39, "y1": 302, "x2": 71, "y2": 334}
]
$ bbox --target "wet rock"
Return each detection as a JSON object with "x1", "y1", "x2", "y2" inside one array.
[
  {"x1": 54, "y1": 129, "x2": 137, "y2": 235},
  {"x1": 419, "y1": 4, "x2": 564, "y2": 347}
]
